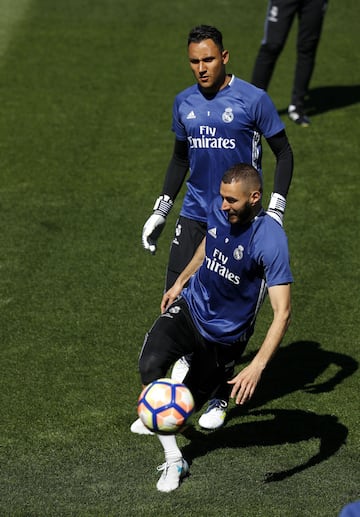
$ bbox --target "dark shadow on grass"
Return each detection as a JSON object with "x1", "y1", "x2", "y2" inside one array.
[
  {"x1": 181, "y1": 409, "x2": 348, "y2": 483},
  {"x1": 277, "y1": 84, "x2": 360, "y2": 117},
  {"x1": 235, "y1": 340, "x2": 358, "y2": 410},
  {"x1": 181, "y1": 341, "x2": 356, "y2": 482}
]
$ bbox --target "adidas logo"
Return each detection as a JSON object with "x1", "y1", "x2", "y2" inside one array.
[
  {"x1": 186, "y1": 111, "x2": 196, "y2": 119},
  {"x1": 208, "y1": 227, "x2": 217, "y2": 238}
]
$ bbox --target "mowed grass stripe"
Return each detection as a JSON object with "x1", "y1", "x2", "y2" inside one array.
[{"x1": 0, "y1": 0, "x2": 31, "y2": 58}]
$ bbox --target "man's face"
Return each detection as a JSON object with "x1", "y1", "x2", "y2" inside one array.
[
  {"x1": 220, "y1": 181, "x2": 258, "y2": 225},
  {"x1": 188, "y1": 39, "x2": 229, "y2": 93}
]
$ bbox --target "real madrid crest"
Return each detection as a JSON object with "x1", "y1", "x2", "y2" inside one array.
[
  {"x1": 222, "y1": 107, "x2": 234, "y2": 123},
  {"x1": 233, "y1": 245, "x2": 244, "y2": 260}
]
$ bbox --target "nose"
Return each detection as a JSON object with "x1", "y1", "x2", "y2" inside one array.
[
  {"x1": 198, "y1": 61, "x2": 206, "y2": 74},
  {"x1": 221, "y1": 199, "x2": 230, "y2": 211}
]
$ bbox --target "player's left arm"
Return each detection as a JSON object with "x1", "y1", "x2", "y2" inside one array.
[
  {"x1": 266, "y1": 130, "x2": 294, "y2": 225},
  {"x1": 229, "y1": 283, "x2": 291, "y2": 405}
]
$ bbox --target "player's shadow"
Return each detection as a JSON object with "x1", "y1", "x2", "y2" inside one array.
[
  {"x1": 234, "y1": 340, "x2": 358, "y2": 411},
  {"x1": 182, "y1": 408, "x2": 348, "y2": 482},
  {"x1": 182, "y1": 341, "x2": 357, "y2": 482},
  {"x1": 278, "y1": 84, "x2": 360, "y2": 117}
]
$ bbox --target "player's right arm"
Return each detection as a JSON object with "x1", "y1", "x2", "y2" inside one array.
[
  {"x1": 142, "y1": 139, "x2": 189, "y2": 254},
  {"x1": 161, "y1": 237, "x2": 205, "y2": 313},
  {"x1": 229, "y1": 283, "x2": 291, "y2": 404}
]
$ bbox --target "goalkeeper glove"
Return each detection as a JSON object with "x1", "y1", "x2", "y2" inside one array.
[
  {"x1": 267, "y1": 192, "x2": 286, "y2": 226},
  {"x1": 142, "y1": 195, "x2": 173, "y2": 254}
]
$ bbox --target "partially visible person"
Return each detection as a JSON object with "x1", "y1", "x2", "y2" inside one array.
[
  {"x1": 338, "y1": 501, "x2": 360, "y2": 517},
  {"x1": 133, "y1": 164, "x2": 293, "y2": 492},
  {"x1": 142, "y1": 24, "x2": 293, "y2": 286},
  {"x1": 251, "y1": 0, "x2": 328, "y2": 126}
]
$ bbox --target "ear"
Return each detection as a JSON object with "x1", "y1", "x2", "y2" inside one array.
[
  {"x1": 222, "y1": 50, "x2": 229, "y2": 64},
  {"x1": 250, "y1": 190, "x2": 261, "y2": 205}
]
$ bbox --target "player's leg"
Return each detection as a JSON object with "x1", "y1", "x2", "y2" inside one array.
[
  {"x1": 290, "y1": 0, "x2": 328, "y2": 116},
  {"x1": 156, "y1": 434, "x2": 190, "y2": 492},
  {"x1": 137, "y1": 300, "x2": 221, "y2": 492},
  {"x1": 251, "y1": 0, "x2": 297, "y2": 90},
  {"x1": 197, "y1": 341, "x2": 248, "y2": 430},
  {"x1": 166, "y1": 216, "x2": 207, "y2": 380},
  {"x1": 197, "y1": 360, "x2": 234, "y2": 430},
  {"x1": 132, "y1": 297, "x2": 195, "y2": 428},
  {"x1": 138, "y1": 298, "x2": 196, "y2": 384},
  {"x1": 140, "y1": 303, "x2": 194, "y2": 492},
  {"x1": 156, "y1": 337, "x2": 223, "y2": 492},
  {"x1": 165, "y1": 216, "x2": 207, "y2": 291},
  {"x1": 131, "y1": 297, "x2": 196, "y2": 435},
  {"x1": 132, "y1": 299, "x2": 195, "y2": 491}
]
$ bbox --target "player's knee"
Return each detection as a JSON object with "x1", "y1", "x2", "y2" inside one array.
[
  {"x1": 260, "y1": 41, "x2": 284, "y2": 58},
  {"x1": 297, "y1": 34, "x2": 320, "y2": 55},
  {"x1": 139, "y1": 353, "x2": 165, "y2": 385},
  {"x1": 165, "y1": 269, "x2": 180, "y2": 292}
]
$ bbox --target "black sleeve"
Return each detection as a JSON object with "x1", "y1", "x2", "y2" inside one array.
[
  {"x1": 161, "y1": 139, "x2": 189, "y2": 201},
  {"x1": 266, "y1": 130, "x2": 294, "y2": 198}
]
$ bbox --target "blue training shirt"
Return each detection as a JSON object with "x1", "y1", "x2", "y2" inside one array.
[
  {"x1": 172, "y1": 75, "x2": 284, "y2": 222},
  {"x1": 181, "y1": 198, "x2": 293, "y2": 346}
]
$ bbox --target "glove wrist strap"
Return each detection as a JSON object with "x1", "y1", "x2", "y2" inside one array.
[
  {"x1": 153, "y1": 195, "x2": 173, "y2": 218},
  {"x1": 267, "y1": 192, "x2": 286, "y2": 222}
]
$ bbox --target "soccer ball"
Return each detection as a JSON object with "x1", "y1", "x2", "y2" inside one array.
[{"x1": 137, "y1": 378, "x2": 195, "y2": 433}]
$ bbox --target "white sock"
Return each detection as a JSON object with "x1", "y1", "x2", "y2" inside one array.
[{"x1": 157, "y1": 434, "x2": 182, "y2": 463}]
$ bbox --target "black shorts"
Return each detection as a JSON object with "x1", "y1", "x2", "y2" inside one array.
[
  {"x1": 165, "y1": 216, "x2": 207, "y2": 290},
  {"x1": 138, "y1": 297, "x2": 247, "y2": 409}
]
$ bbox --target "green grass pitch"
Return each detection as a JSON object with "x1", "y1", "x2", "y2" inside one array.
[{"x1": 0, "y1": 0, "x2": 359, "y2": 515}]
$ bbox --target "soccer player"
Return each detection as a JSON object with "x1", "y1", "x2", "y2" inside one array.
[
  {"x1": 142, "y1": 24, "x2": 293, "y2": 283},
  {"x1": 251, "y1": 0, "x2": 328, "y2": 126},
  {"x1": 141, "y1": 25, "x2": 294, "y2": 428},
  {"x1": 134, "y1": 163, "x2": 293, "y2": 492}
]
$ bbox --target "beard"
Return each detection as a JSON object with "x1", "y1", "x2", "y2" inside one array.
[{"x1": 227, "y1": 201, "x2": 253, "y2": 225}]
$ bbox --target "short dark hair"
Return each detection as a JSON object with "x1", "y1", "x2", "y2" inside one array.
[
  {"x1": 222, "y1": 163, "x2": 263, "y2": 193},
  {"x1": 187, "y1": 25, "x2": 224, "y2": 52}
]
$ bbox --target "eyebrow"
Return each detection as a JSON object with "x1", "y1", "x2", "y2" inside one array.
[
  {"x1": 189, "y1": 56, "x2": 216, "y2": 63},
  {"x1": 222, "y1": 196, "x2": 238, "y2": 203}
]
